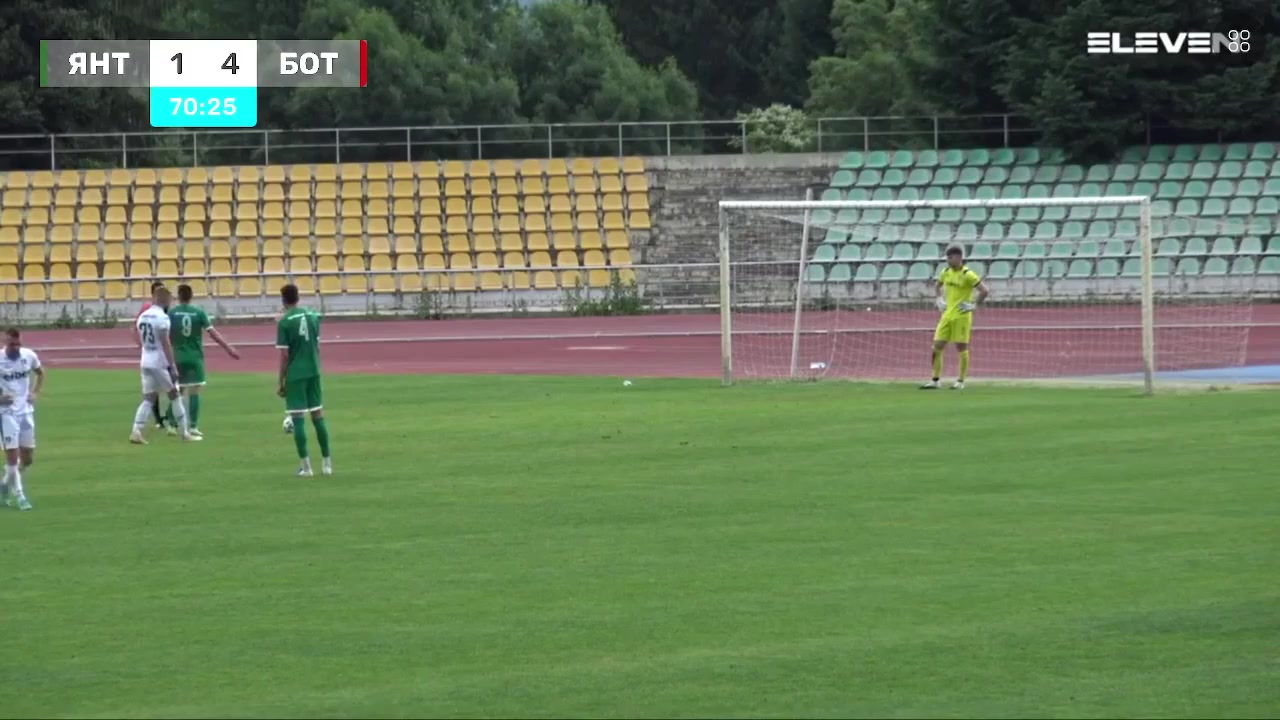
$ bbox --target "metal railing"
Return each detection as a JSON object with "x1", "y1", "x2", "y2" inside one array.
[{"x1": 0, "y1": 115, "x2": 1055, "y2": 171}]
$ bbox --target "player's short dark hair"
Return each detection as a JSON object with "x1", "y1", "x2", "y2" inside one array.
[
  {"x1": 177, "y1": 283, "x2": 193, "y2": 303},
  {"x1": 945, "y1": 245, "x2": 965, "y2": 258},
  {"x1": 281, "y1": 283, "x2": 300, "y2": 306},
  {"x1": 150, "y1": 280, "x2": 166, "y2": 292},
  {"x1": 5, "y1": 328, "x2": 19, "y2": 340}
]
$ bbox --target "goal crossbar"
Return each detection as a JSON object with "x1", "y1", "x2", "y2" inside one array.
[{"x1": 717, "y1": 195, "x2": 1157, "y2": 393}]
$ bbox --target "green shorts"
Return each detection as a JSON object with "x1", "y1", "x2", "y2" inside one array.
[
  {"x1": 284, "y1": 376, "x2": 323, "y2": 413},
  {"x1": 177, "y1": 361, "x2": 206, "y2": 386}
]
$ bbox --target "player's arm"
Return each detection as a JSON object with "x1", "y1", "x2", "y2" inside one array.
[
  {"x1": 934, "y1": 279, "x2": 947, "y2": 311},
  {"x1": 29, "y1": 363, "x2": 45, "y2": 404},
  {"x1": 975, "y1": 279, "x2": 990, "y2": 306},
  {"x1": 160, "y1": 325, "x2": 179, "y2": 381},
  {"x1": 276, "y1": 320, "x2": 289, "y2": 396},
  {"x1": 206, "y1": 322, "x2": 241, "y2": 360}
]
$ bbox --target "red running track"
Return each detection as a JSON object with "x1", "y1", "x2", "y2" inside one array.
[{"x1": 21, "y1": 306, "x2": 1280, "y2": 379}]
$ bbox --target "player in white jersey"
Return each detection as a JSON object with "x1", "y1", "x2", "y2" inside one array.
[
  {"x1": 130, "y1": 286, "x2": 198, "y2": 443},
  {"x1": 0, "y1": 328, "x2": 44, "y2": 511}
]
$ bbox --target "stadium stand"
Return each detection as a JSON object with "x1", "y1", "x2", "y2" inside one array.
[
  {"x1": 0, "y1": 157, "x2": 647, "y2": 303},
  {"x1": 806, "y1": 143, "x2": 1280, "y2": 284}
]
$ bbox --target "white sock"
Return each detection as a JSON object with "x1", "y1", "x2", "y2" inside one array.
[
  {"x1": 7, "y1": 464, "x2": 23, "y2": 499},
  {"x1": 170, "y1": 396, "x2": 189, "y2": 434},
  {"x1": 133, "y1": 399, "x2": 154, "y2": 431}
]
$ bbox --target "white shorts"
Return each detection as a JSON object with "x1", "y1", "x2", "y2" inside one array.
[
  {"x1": 1, "y1": 413, "x2": 35, "y2": 450},
  {"x1": 141, "y1": 367, "x2": 176, "y2": 395}
]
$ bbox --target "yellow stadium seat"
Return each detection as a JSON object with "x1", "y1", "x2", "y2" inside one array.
[
  {"x1": 340, "y1": 181, "x2": 361, "y2": 199},
  {"x1": 444, "y1": 235, "x2": 467, "y2": 254},
  {"x1": 473, "y1": 216, "x2": 494, "y2": 234},
  {"x1": 156, "y1": 222, "x2": 178, "y2": 241},
  {"x1": 156, "y1": 259, "x2": 179, "y2": 277},
  {"x1": 598, "y1": 157, "x2": 621, "y2": 175},
  {"x1": 49, "y1": 246, "x2": 72, "y2": 264},
  {"x1": 629, "y1": 211, "x2": 651, "y2": 230},
  {"x1": 366, "y1": 181, "x2": 388, "y2": 199},
  {"x1": 1, "y1": 190, "x2": 24, "y2": 208},
  {"x1": 341, "y1": 237, "x2": 363, "y2": 256},
  {"x1": 423, "y1": 253, "x2": 445, "y2": 271},
  {"x1": 496, "y1": 177, "x2": 519, "y2": 197},
  {"x1": 525, "y1": 195, "x2": 547, "y2": 215},
  {"x1": 184, "y1": 259, "x2": 206, "y2": 276},
  {"x1": 127, "y1": 259, "x2": 151, "y2": 278},
  {"x1": 507, "y1": 271, "x2": 530, "y2": 290},
  {"x1": 77, "y1": 281, "x2": 101, "y2": 301},
  {"x1": 54, "y1": 188, "x2": 77, "y2": 207},
  {"x1": 156, "y1": 204, "x2": 180, "y2": 223},
  {"x1": 22, "y1": 283, "x2": 47, "y2": 304},
  {"x1": 600, "y1": 175, "x2": 623, "y2": 194},
  {"x1": 210, "y1": 256, "x2": 232, "y2": 273},
  {"x1": 530, "y1": 251, "x2": 552, "y2": 269},
  {"x1": 472, "y1": 233, "x2": 496, "y2": 253},
  {"x1": 393, "y1": 198, "x2": 414, "y2": 216},
  {"x1": 83, "y1": 169, "x2": 106, "y2": 187},
  {"x1": 552, "y1": 232, "x2": 575, "y2": 250},
  {"x1": 234, "y1": 184, "x2": 257, "y2": 203},
  {"x1": 472, "y1": 178, "x2": 493, "y2": 196},
  {"x1": 533, "y1": 270, "x2": 556, "y2": 289},
  {"x1": 104, "y1": 169, "x2": 129, "y2": 187},
  {"x1": 388, "y1": 163, "x2": 414, "y2": 181},
  {"x1": 444, "y1": 179, "x2": 467, "y2": 197},
  {"x1": 345, "y1": 268, "x2": 369, "y2": 294},
  {"x1": 548, "y1": 177, "x2": 570, "y2": 195},
  {"x1": 314, "y1": 165, "x2": 336, "y2": 182},
  {"x1": 212, "y1": 278, "x2": 235, "y2": 299},
  {"x1": 602, "y1": 212, "x2": 625, "y2": 231},
  {"x1": 262, "y1": 239, "x2": 284, "y2": 258},
  {"x1": 264, "y1": 184, "x2": 284, "y2": 202},
  {"x1": 184, "y1": 184, "x2": 207, "y2": 204},
  {"x1": 289, "y1": 257, "x2": 312, "y2": 278},
  {"x1": 368, "y1": 236, "x2": 391, "y2": 255},
  {"x1": 391, "y1": 180, "x2": 414, "y2": 199},
  {"x1": 422, "y1": 234, "x2": 444, "y2": 254},
  {"x1": 212, "y1": 167, "x2": 235, "y2": 185},
  {"x1": 572, "y1": 175, "x2": 595, "y2": 194},
  {"x1": 502, "y1": 251, "x2": 525, "y2": 268},
  {"x1": 263, "y1": 257, "x2": 286, "y2": 276},
  {"x1": 444, "y1": 216, "x2": 467, "y2": 236},
  {"x1": 388, "y1": 254, "x2": 411, "y2": 272},
  {"x1": 49, "y1": 228, "x2": 72, "y2": 246},
  {"x1": 472, "y1": 196, "x2": 494, "y2": 216},
  {"x1": 551, "y1": 214, "x2": 572, "y2": 232},
  {"x1": 317, "y1": 255, "x2": 339, "y2": 273},
  {"x1": 76, "y1": 207, "x2": 101, "y2": 226},
  {"x1": 515, "y1": 159, "x2": 539, "y2": 178},
  {"x1": 102, "y1": 241, "x2": 126, "y2": 263},
  {"x1": 234, "y1": 258, "x2": 258, "y2": 275},
  {"x1": 392, "y1": 217, "x2": 415, "y2": 236},
  {"x1": 475, "y1": 252, "x2": 499, "y2": 270},
  {"x1": 392, "y1": 236, "x2": 415, "y2": 255},
  {"x1": 492, "y1": 160, "x2": 517, "y2": 179},
  {"x1": 602, "y1": 193, "x2": 623, "y2": 212},
  {"x1": 442, "y1": 161, "x2": 465, "y2": 179},
  {"x1": 365, "y1": 163, "x2": 389, "y2": 181},
  {"x1": 258, "y1": 220, "x2": 282, "y2": 239},
  {"x1": 106, "y1": 187, "x2": 129, "y2": 207},
  {"x1": 525, "y1": 232, "x2": 548, "y2": 252},
  {"x1": 315, "y1": 218, "x2": 336, "y2": 236},
  {"x1": 371, "y1": 272, "x2": 395, "y2": 293},
  {"x1": 315, "y1": 237, "x2": 338, "y2": 257},
  {"x1": 130, "y1": 206, "x2": 153, "y2": 224},
  {"x1": 583, "y1": 249, "x2": 606, "y2": 267},
  {"x1": 21, "y1": 245, "x2": 44, "y2": 264},
  {"x1": 419, "y1": 178, "x2": 441, "y2": 197},
  {"x1": 557, "y1": 251, "x2": 579, "y2": 268},
  {"x1": 445, "y1": 197, "x2": 467, "y2": 216},
  {"x1": 588, "y1": 269, "x2": 610, "y2": 288},
  {"x1": 234, "y1": 202, "x2": 257, "y2": 221},
  {"x1": 526, "y1": 214, "x2": 547, "y2": 233},
  {"x1": 609, "y1": 249, "x2": 633, "y2": 265},
  {"x1": 262, "y1": 202, "x2": 284, "y2": 221},
  {"x1": 208, "y1": 240, "x2": 232, "y2": 259},
  {"x1": 154, "y1": 240, "x2": 177, "y2": 260},
  {"x1": 237, "y1": 277, "x2": 262, "y2": 297},
  {"x1": 580, "y1": 231, "x2": 603, "y2": 250},
  {"x1": 315, "y1": 201, "x2": 336, "y2": 219},
  {"x1": 185, "y1": 279, "x2": 208, "y2": 297},
  {"x1": 339, "y1": 218, "x2": 362, "y2": 236},
  {"x1": 79, "y1": 225, "x2": 101, "y2": 247},
  {"x1": 288, "y1": 238, "x2": 311, "y2": 257},
  {"x1": 209, "y1": 203, "x2": 231, "y2": 222},
  {"x1": 75, "y1": 243, "x2": 99, "y2": 263},
  {"x1": 76, "y1": 261, "x2": 99, "y2": 279},
  {"x1": 32, "y1": 171, "x2": 55, "y2": 189},
  {"x1": 318, "y1": 274, "x2": 342, "y2": 295},
  {"x1": 560, "y1": 270, "x2": 582, "y2": 288},
  {"x1": 52, "y1": 207, "x2": 75, "y2": 226},
  {"x1": 549, "y1": 196, "x2": 571, "y2": 214},
  {"x1": 480, "y1": 270, "x2": 501, "y2": 289},
  {"x1": 496, "y1": 215, "x2": 520, "y2": 234},
  {"x1": 545, "y1": 159, "x2": 567, "y2": 177},
  {"x1": 101, "y1": 261, "x2": 125, "y2": 278},
  {"x1": 368, "y1": 198, "x2": 389, "y2": 216},
  {"x1": 622, "y1": 157, "x2": 644, "y2": 174},
  {"x1": 208, "y1": 221, "x2": 230, "y2": 239},
  {"x1": 181, "y1": 239, "x2": 204, "y2": 260},
  {"x1": 183, "y1": 205, "x2": 206, "y2": 223},
  {"x1": 160, "y1": 168, "x2": 183, "y2": 185},
  {"x1": 315, "y1": 182, "x2": 336, "y2": 201},
  {"x1": 289, "y1": 166, "x2": 311, "y2": 184},
  {"x1": 367, "y1": 217, "x2": 388, "y2": 236},
  {"x1": 131, "y1": 187, "x2": 154, "y2": 205},
  {"x1": 578, "y1": 195, "x2": 598, "y2": 213},
  {"x1": 288, "y1": 184, "x2": 310, "y2": 202},
  {"x1": 606, "y1": 231, "x2": 629, "y2": 249},
  {"x1": 27, "y1": 207, "x2": 49, "y2": 226},
  {"x1": 129, "y1": 224, "x2": 153, "y2": 244},
  {"x1": 497, "y1": 196, "x2": 519, "y2": 215},
  {"x1": 287, "y1": 219, "x2": 309, "y2": 237},
  {"x1": 570, "y1": 158, "x2": 594, "y2": 176},
  {"x1": 451, "y1": 271, "x2": 475, "y2": 291},
  {"x1": 450, "y1": 253, "x2": 473, "y2": 271},
  {"x1": 625, "y1": 175, "x2": 648, "y2": 193},
  {"x1": 470, "y1": 161, "x2": 491, "y2": 179},
  {"x1": 339, "y1": 164, "x2": 362, "y2": 182},
  {"x1": 340, "y1": 200, "x2": 362, "y2": 218}
]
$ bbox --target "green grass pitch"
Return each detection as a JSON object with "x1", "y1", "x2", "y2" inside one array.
[{"x1": 1, "y1": 370, "x2": 1277, "y2": 718}]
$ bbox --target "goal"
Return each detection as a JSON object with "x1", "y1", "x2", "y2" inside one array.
[{"x1": 718, "y1": 195, "x2": 1262, "y2": 393}]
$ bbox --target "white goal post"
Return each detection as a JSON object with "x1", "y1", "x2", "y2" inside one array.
[{"x1": 718, "y1": 194, "x2": 1222, "y2": 393}]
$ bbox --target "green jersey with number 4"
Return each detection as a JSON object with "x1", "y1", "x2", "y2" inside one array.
[
  {"x1": 276, "y1": 307, "x2": 321, "y2": 381},
  {"x1": 169, "y1": 303, "x2": 212, "y2": 364}
]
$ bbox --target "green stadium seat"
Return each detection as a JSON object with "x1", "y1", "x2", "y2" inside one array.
[
  {"x1": 1103, "y1": 182, "x2": 1128, "y2": 196},
  {"x1": 1085, "y1": 165, "x2": 1110, "y2": 183},
  {"x1": 820, "y1": 189, "x2": 843, "y2": 202},
  {"x1": 957, "y1": 167, "x2": 982, "y2": 185},
  {"x1": 906, "y1": 168, "x2": 932, "y2": 186},
  {"x1": 1033, "y1": 221, "x2": 1056, "y2": 239},
  {"x1": 1162, "y1": 217, "x2": 1192, "y2": 236},
  {"x1": 853, "y1": 264, "x2": 877, "y2": 282},
  {"x1": 1148, "y1": 145, "x2": 1175, "y2": 162},
  {"x1": 974, "y1": 186, "x2": 998, "y2": 201},
  {"x1": 1115, "y1": 220, "x2": 1139, "y2": 237},
  {"x1": 1172, "y1": 145, "x2": 1197, "y2": 162},
  {"x1": 1238, "y1": 236, "x2": 1264, "y2": 255},
  {"x1": 1103, "y1": 240, "x2": 1130, "y2": 257},
  {"x1": 888, "y1": 208, "x2": 911, "y2": 223},
  {"x1": 1199, "y1": 145, "x2": 1225, "y2": 162},
  {"x1": 1139, "y1": 163, "x2": 1165, "y2": 181},
  {"x1": 999, "y1": 185, "x2": 1024, "y2": 200},
  {"x1": 1202, "y1": 198, "x2": 1227, "y2": 216},
  {"x1": 1175, "y1": 257, "x2": 1200, "y2": 275},
  {"x1": 872, "y1": 187, "x2": 895, "y2": 202},
  {"x1": 1086, "y1": 221, "x2": 1111, "y2": 238},
  {"x1": 1027, "y1": 184, "x2": 1051, "y2": 200},
  {"x1": 1191, "y1": 162, "x2": 1216, "y2": 180},
  {"x1": 901, "y1": 224, "x2": 925, "y2": 242},
  {"x1": 1152, "y1": 200, "x2": 1174, "y2": 217},
  {"x1": 1096, "y1": 258, "x2": 1120, "y2": 277},
  {"x1": 1261, "y1": 257, "x2": 1280, "y2": 274},
  {"x1": 932, "y1": 168, "x2": 959, "y2": 185},
  {"x1": 889, "y1": 151, "x2": 914, "y2": 168},
  {"x1": 1165, "y1": 162, "x2": 1191, "y2": 180},
  {"x1": 1050, "y1": 240, "x2": 1074, "y2": 258},
  {"x1": 1033, "y1": 166, "x2": 1059, "y2": 183},
  {"x1": 982, "y1": 167, "x2": 1009, "y2": 184},
  {"x1": 1203, "y1": 257, "x2": 1228, "y2": 275},
  {"x1": 1156, "y1": 238, "x2": 1181, "y2": 256},
  {"x1": 838, "y1": 244, "x2": 861, "y2": 262},
  {"x1": 1112, "y1": 164, "x2": 1138, "y2": 182},
  {"x1": 1131, "y1": 180, "x2": 1157, "y2": 196},
  {"x1": 961, "y1": 206, "x2": 985, "y2": 222},
  {"x1": 878, "y1": 225, "x2": 901, "y2": 242},
  {"x1": 990, "y1": 207, "x2": 1014, "y2": 223},
  {"x1": 1079, "y1": 182, "x2": 1103, "y2": 197},
  {"x1": 1183, "y1": 237, "x2": 1208, "y2": 255},
  {"x1": 1009, "y1": 166, "x2": 1034, "y2": 185},
  {"x1": 864, "y1": 243, "x2": 889, "y2": 261},
  {"x1": 1208, "y1": 179, "x2": 1234, "y2": 197},
  {"x1": 1244, "y1": 161, "x2": 1268, "y2": 179},
  {"x1": 835, "y1": 208, "x2": 859, "y2": 225},
  {"x1": 865, "y1": 151, "x2": 890, "y2": 168},
  {"x1": 1015, "y1": 148, "x2": 1040, "y2": 164},
  {"x1": 1015, "y1": 260, "x2": 1040, "y2": 278},
  {"x1": 970, "y1": 241, "x2": 995, "y2": 259},
  {"x1": 955, "y1": 223, "x2": 979, "y2": 239},
  {"x1": 940, "y1": 149, "x2": 965, "y2": 167},
  {"x1": 1041, "y1": 259, "x2": 1067, "y2": 279},
  {"x1": 890, "y1": 244, "x2": 915, "y2": 261},
  {"x1": 828, "y1": 264, "x2": 852, "y2": 282},
  {"x1": 924, "y1": 187, "x2": 947, "y2": 202},
  {"x1": 996, "y1": 242, "x2": 1020, "y2": 259},
  {"x1": 915, "y1": 150, "x2": 940, "y2": 167},
  {"x1": 918, "y1": 242, "x2": 942, "y2": 259},
  {"x1": 1061, "y1": 221, "x2": 1085, "y2": 239},
  {"x1": 1052, "y1": 184, "x2": 1077, "y2": 198},
  {"x1": 1232, "y1": 257, "x2": 1256, "y2": 274},
  {"x1": 1210, "y1": 237, "x2": 1235, "y2": 255},
  {"x1": 1093, "y1": 202, "x2": 1122, "y2": 220},
  {"x1": 1016, "y1": 206, "x2": 1041, "y2": 222},
  {"x1": 988, "y1": 260, "x2": 1012, "y2": 279},
  {"x1": 1156, "y1": 181, "x2": 1182, "y2": 199},
  {"x1": 827, "y1": 228, "x2": 849, "y2": 243},
  {"x1": 1120, "y1": 147, "x2": 1146, "y2": 163},
  {"x1": 856, "y1": 170, "x2": 882, "y2": 187},
  {"x1": 1251, "y1": 143, "x2": 1275, "y2": 159},
  {"x1": 912, "y1": 208, "x2": 936, "y2": 223},
  {"x1": 813, "y1": 244, "x2": 837, "y2": 262},
  {"x1": 1121, "y1": 258, "x2": 1142, "y2": 277},
  {"x1": 1068, "y1": 259, "x2": 1093, "y2": 277},
  {"x1": 980, "y1": 223, "x2": 1003, "y2": 240},
  {"x1": 1225, "y1": 143, "x2": 1250, "y2": 161},
  {"x1": 907, "y1": 262, "x2": 933, "y2": 280},
  {"x1": 1023, "y1": 241, "x2": 1048, "y2": 259},
  {"x1": 1182, "y1": 180, "x2": 1208, "y2": 198},
  {"x1": 1219, "y1": 161, "x2": 1243, "y2": 179},
  {"x1": 964, "y1": 260, "x2": 986, "y2": 277},
  {"x1": 1228, "y1": 198, "x2": 1253, "y2": 215},
  {"x1": 1001, "y1": 222, "x2": 1026, "y2": 240},
  {"x1": 1065, "y1": 206, "x2": 1091, "y2": 221},
  {"x1": 1175, "y1": 199, "x2": 1200, "y2": 215},
  {"x1": 990, "y1": 148, "x2": 1016, "y2": 166},
  {"x1": 861, "y1": 208, "x2": 886, "y2": 223},
  {"x1": 813, "y1": 209, "x2": 835, "y2": 227},
  {"x1": 1253, "y1": 218, "x2": 1276, "y2": 236},
  {"x1": 846, "y1": 188, "x2": 870, "y2": 202},
  {"x1": 1060, "y1": 165, "x2": 1085, "y2": 183},
  {"x1": 840, "y1": 152, "x2": 864, "y2": 169},
  {"x1": 1256, "y1": 197, "x2": 1279, "y2": 214},
  {"x1": 1237, "y1": 179, "x2": 1261, "y2": 196},
  {"x1": 880, "y1": 263, "x2": 907, "y2": 281},
  {"x1": 966, "y1": 149, "x2": 991, "y2": 166},
  {"x1": 882, "y1": 169, "x2": 907, "y2": 187},
  {"x1": 938, "y1": 206, "x2": 963, "y2": 222},
  {"x1": 806, "y1": 264, "x2": 826, "y2": 282},
  {"x1": 830, "y1": 170, "x2": 854, "y2": 188}
]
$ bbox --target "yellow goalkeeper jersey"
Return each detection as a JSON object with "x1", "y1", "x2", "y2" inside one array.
[{"x1": 939, "y1": 266, "x2": 982, "y2": 312}]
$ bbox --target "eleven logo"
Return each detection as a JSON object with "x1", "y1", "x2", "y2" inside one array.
[{"x1": 1087, "y1": 30, "x2": 1251, "y2": 54}]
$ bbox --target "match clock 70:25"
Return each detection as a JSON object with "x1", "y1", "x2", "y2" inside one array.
[{"x1": 148, "y1": 87, "x2": 258, "y2": 128}]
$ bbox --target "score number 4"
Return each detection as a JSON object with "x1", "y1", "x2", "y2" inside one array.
[{"x1": 169, "y1": 52, "x2": 240, "y2": 75}]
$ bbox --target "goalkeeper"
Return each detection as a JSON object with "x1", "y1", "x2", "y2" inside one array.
[{"x1": 922, "y1": 245, "x2": 989, "y2": 390}]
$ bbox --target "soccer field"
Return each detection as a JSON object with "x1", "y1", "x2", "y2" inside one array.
[{"x1": 1, "y1": 370, "x2": 1277, "y2": 718}]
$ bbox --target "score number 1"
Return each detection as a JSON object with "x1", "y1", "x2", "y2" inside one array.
[{"x1": 169, "y1": 52, "x2": 241, "y2": 75}]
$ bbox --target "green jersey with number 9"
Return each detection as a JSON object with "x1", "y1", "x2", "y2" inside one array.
[
  {"x1": 276, "y1": 307, "x2": 321, "y2": 381},
  {"x1": 169, "y1": 303, "x2": 212, "y2": 364}
]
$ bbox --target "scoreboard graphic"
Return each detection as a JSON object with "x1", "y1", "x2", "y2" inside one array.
[{"x1": 39, "y1": 40, "x2": 368, "y2": 128}]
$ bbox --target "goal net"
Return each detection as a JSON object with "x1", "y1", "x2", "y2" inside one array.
[{"x1": 718, "y1": 196, "x2": 1264, "y2": 392}]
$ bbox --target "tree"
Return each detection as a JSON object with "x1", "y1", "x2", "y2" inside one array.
[{"x1": 762, "y1": 0, "x2": 835, "y2": 107}]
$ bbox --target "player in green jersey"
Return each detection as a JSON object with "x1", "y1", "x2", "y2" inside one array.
[
  {"x1": 275, "y1": 283, "x2": 332, "y2": 477},
  {"x1": 169, "y1": 284, "x2": 241, "y2": 437}
]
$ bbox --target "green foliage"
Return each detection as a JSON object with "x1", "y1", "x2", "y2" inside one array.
[
  {"x1": 728, "y1": 104, "x2": 816, "y2": 153},
  {"x1": 562, "y1": 272, "x2": 649, "y2": 316}
]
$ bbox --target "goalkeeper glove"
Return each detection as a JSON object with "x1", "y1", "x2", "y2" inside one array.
[
  {"x1": 935, "y1": 297, "x2": 948, "y2": 312},
  {"x1": 958, "y1": 301, "x2": 976, "y2": 313}
]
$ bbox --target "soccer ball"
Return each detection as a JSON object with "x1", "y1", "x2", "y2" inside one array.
[{"x1": 282, "y1": 415, "x2": 294, "y2": 433}]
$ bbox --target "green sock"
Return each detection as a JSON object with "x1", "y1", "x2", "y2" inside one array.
[
  {"x1": 189, "y1": 395, "x2": 202, "y2": 428},
  {"x1": 313, "y1": 417, "x2": 331, "y2": 458},
  {"x1": 291, "y1": 416, "x2": 309, "y2": 459}
]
